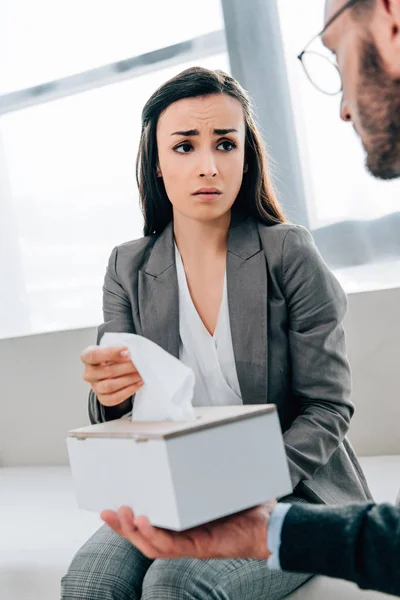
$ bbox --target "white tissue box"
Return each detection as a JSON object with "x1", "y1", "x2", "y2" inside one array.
[{"x1": 67, "y1": 405, "x2": 292, "y2": 531}]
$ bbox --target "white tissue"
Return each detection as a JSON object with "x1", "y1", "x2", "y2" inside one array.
[{"x1": 100, "y1": 332, "x2": 196, "y2": 422}]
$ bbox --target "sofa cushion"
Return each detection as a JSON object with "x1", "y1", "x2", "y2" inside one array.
[
  {"x1": 1, "y1": 458, "x2": 399, "y2": 600},
  {"x1": 0, "y1": 467, "x2": 101, "y2": 600},
  {"x1": 359, "y1": 456, "x2": 400, "y2": 504},
  {"x1": 287, "y1": 573, "x2": 398, "y2": 600}
]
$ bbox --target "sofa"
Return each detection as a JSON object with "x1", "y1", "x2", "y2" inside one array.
[{"x1": 1, "y1": 287, "x2": 399, "y2": 600}]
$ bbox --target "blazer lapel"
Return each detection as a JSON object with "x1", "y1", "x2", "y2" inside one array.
[
  {"x1": 137, "y1": 216, "x2": 268, "y2": 403},
  {"x1": 227, "y1": 216, "x2": 268, "y2": 405},
  {"x1": 138, "y1": 223, "x2": 180, "y2": 359}
]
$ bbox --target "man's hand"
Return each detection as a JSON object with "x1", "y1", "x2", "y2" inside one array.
[{"x1": 101, "y1": 501, "x2": 276, "y2": 560}]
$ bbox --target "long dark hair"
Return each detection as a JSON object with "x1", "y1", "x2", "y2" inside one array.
[{"x1": 136, "y1": 66, "x2": 286, "y2": 236}]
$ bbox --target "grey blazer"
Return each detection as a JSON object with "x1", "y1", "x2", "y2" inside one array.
[{"x1": 89, "y1": 215, "x2": 372, "y2": 506}]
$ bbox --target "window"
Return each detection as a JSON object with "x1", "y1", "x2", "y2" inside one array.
[
  {"x1": 277, "y1": 0, "x2": 400, "y2": 292},
  {"x1": 0, "y1": 0, "x2": 228, "y2": 339},
  {"x1": 0, "y1": 0, "x2": 225, "y2": 94}
]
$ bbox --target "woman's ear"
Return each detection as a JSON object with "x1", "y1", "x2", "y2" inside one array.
[
  {"x1": 156, "y1": 164, "x2": 162, "y2": 178},
  {"x1": 243, "y1": 163, "x2": 248, "y2": 173}
]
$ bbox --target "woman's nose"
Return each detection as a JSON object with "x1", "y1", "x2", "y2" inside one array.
[{"x1": 199, "y1": 153, "x2": 218, "y2": 178}]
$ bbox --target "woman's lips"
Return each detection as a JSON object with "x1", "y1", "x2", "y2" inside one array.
[{"x1": 193, "y1": 191, "x2": 222, "y2": 201}]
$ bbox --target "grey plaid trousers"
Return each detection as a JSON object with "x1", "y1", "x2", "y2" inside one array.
[{"x1": 61, "y1": 497, "x2": 312, "y2": 600}]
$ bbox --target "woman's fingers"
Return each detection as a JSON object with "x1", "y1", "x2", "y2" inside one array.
[
  {"x1": 95, "y1": 374, "x2": 143, "y2": 395},
  {"x1": 97, "y1": 382, "x2": 143, "y2": 407},
  {"x1": 80, "y1": 345, "x2": 130, "y2": 366},
  {"x1": 83, "y1": 360, "x2": 138, "y2": 383},
  {"x1": 80, "y1": 345, "x2": 143, "y2": 407}
]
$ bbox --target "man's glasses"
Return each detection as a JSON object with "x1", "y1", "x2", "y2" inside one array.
[{"x1": 297, "y1": 0, "x2": 362, "y2": 95}]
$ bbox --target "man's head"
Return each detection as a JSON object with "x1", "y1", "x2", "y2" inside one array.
[{"x1": 323, "y1": 0, "x2": 400, "y2": 179}]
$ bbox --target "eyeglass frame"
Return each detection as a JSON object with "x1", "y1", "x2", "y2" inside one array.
[{"x1": 297, "y1": 0, "x2": 363, "y2": 95}]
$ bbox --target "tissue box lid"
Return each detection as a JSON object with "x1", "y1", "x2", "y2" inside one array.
[{"x1": 68, "y1": 405, "x2": 276, "y2": 441}]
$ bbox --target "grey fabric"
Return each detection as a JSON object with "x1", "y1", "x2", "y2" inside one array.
[
  {"x1": 89, "y1": 216, "x2": 371, "y2": 506},
  {"x1": 61, "y1": 523, "x2": 153, "y2": 599},
  {"x1": 61, "y1": 498, "x2": 312, "y2": 600},
  {"x1": 280, "y1": 502, "x2": 400, "y2": 597},
  {"x1": 141, "y1": 556, "x2": 310, "y2": 600}
]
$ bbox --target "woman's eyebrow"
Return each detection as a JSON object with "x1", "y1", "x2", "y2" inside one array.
[
  {"x1": 171, "y1": 128, "x2": 238, "y2": 136},
  {"x1": 214, "y1": 128, "x2": 238, "y2": 135}
]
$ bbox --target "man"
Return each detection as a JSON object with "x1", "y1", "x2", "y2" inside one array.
[{"x1": 101, "y1": 0, "x2": 400, "y2": 596}]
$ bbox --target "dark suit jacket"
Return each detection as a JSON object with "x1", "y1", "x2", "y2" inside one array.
[
  {"x1": 89, "y1": 215, "x2": 372, "y2": 505},
  {"x1": 280, "y1": 502, "x2": 400, "y2": 597}
]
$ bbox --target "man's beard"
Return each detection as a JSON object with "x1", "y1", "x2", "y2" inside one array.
[{"x1": 357, "y1": 39, "x2": 400, "y2": 180}]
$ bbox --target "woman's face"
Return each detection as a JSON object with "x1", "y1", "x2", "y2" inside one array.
[{"x1": 156, "y1": 93, "x2": 246, "y2": 223}]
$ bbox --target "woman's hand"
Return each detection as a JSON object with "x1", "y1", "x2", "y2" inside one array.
[{"x1": 80, "y1": 346, "x2": 143, "y2": 407}]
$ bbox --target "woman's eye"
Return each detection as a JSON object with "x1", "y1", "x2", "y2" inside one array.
[
  {"x1": 174, "y1": 143, "x2": 193, "y2": 154},
  {"x1": 217, "y1": 140, "x2": 236, "y2": 152}
]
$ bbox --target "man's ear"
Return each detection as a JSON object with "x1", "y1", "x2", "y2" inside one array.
[
  {"x1": 374, "y1": 0, "x2": 400, "y2": 76},
  {"x1": 385, "y1": 0, "x2": 400, "y2": 34}
]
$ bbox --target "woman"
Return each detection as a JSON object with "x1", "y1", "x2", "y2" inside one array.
[{"x1": 61, "y1": 66, "x2": 372, "y2": 600}]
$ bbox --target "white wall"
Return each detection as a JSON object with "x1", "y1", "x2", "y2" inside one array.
[
  {"x1": 1, "y1": 287, "x2": 399, "y2": 467},
  {"x1": 344, "y1": 287, "x2": 400, "y2": 456}
]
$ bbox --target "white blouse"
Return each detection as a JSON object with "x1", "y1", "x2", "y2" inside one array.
[{"x1": 175, "y1": 244, "x2": 242, "y2": 407}]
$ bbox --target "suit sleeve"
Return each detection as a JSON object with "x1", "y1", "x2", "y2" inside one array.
[
  {"x1": 281, "y1": 226, "x2": 353, "y2": 489},
  {"x1": 280, "y1": 502, "x2": 400, "y2": 597},
  {"x1": 88, "y1": 246, "x2": 136, "y2": 424}
]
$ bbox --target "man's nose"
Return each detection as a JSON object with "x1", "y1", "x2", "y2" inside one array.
[{"x1": 340, "y1": 97, "x2": 352, "y2": 122}]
